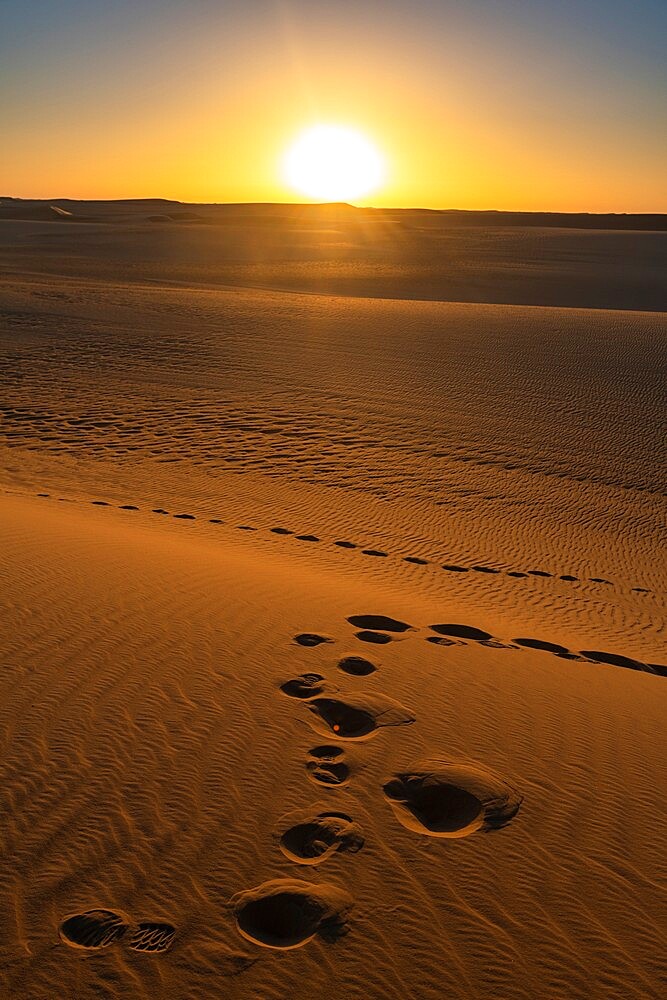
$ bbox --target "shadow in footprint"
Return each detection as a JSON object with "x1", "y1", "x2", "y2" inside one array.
[
  {"x1": 294, "y1": 633, "x2": 334, "y2": 648},
  {"x1": 404, "y1": 556, "x2": 429, "y2": 565},
  {"x1": 306, "y1": 746, "x2": 350, "y2": 786},
  {"x1": 152, "y1": 508, "x2": 169, "y2": 515},
  {"x1": 513, "y1": 637, "x2": 570, "y2": 656},
  {"x1": 383, "y1": 760, "x2": 522, "y2": 838},
  {"x1": 296, "y1": 534, "x2": 319, "y2": 542},
  {"x1": 347, "y1": 615, "x2": 412, "y2": 633},
  {"x1": 338, "y1": 655, "x2": 377, "y2": 676},
  {"x1": 229, "y1": 879, "x2": 353, "y2": 949},
  {"x1": 174, "y1": 513, "x2": 195, "y2": 520},
  {"x1": 91, "y1": 501, "x2": 110, "y2": 506},
  {"x1": 355, "y1": 630, "x2": 392, "y2": 645},
  {"x1": 280, "y1": 674, "x2": 334, "y2": 699},
  {"x1": 119, "y1": 505, "x2": 139, "y2": 511},
  {"x1": 442, "y1": 564, "x2": 468, "y2": 572},
  {"x1": 276, "y1": 807, "x2": 364, "y2": 865},
  {"x1": 579, "y1": 649, "x2": 651, "y2": 673},
  {"x1": 472, "y1": 565, "x2": 500, "y2": 574},
  {"x1": 306, "y1": 692, "x2": 414, "y2": 741},
  {"x1": 271, "y1": 527, "x2": 293, "y2": 535},
  {"x1": 429, "y1": 624, "x2": 492, "y2": 642},
  {"x1": 334, "y1": 541, "x2": 357, "y2": 549},
  {"x1": 59, "y1": 909, "x2": 129, "y2": 950}
]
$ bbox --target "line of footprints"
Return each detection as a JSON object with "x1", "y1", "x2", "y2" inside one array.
[
  {"x1": 227, "y1": 613, "x2": 525, "y2": 952},
  {"x1": 54, "y1": 625, "x2": 664, "y2": 954}
]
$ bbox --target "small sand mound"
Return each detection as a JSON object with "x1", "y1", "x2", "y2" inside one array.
[
  {"x1": 229, "y1": 878, "x2": 353, "y2": 949},
  {"x1": 306, "y1": 692, "x2": 415, "y2": 740},
  {"x1": 338, "y1": 655, "x2": 377, "y2": 676},
  {"x1": 128, "y1": 921, "x2": 176, "y2": 953},
  {"x1": 347, "y1": 614, "x2": 412, "y2": 632},
  {"x1": 276, "y1": 806, "x2": 364, "y2": 864},
  {"x1": 383, "y1": 760, "x2": 522, "y2": 838},
  {"x1": 429, "y1": 623, "x2": 493, "y2": 641},
  {"x1": 59, "y1": 909, "x2": 129, "y2": 949},
  {"x1": 279, "y1": 673, "x2": 335, "y2": 699}
]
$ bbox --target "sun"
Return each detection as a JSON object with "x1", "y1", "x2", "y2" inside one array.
[{"x1": 283, "y1": 125, "x2": 384, "y2": 202}]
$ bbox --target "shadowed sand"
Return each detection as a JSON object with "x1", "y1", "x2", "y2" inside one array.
[{"x1": 0, "y1": 204, "x2": 665, "y2": 999}]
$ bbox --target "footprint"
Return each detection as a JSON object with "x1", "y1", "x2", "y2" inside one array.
[
  {"x1": 579, "y1": 649, "x2": 651, "y2": 673},
  {"x1": 294, "y1": 633, "x2": 334, "y2": 647},
  {"x1": 337, "y1": 655, "x2": 377, "y2": 676},
  {"x1": 383, "y1": 760, "x2": 522, "y2": 838},
  {"x1": 426, "y1": 636, "x2": 462, "y2": 647},
  {"x1": 527, "y1": 570, "x2": 552, "y2": 578},
  {"x1": 355, "y1": 630, "x2": 392, "y2": 645},
  {"x1": 306, "y1": 692, "x2": 415, "y2": 741},
  {"x1": 507, "y1": 571, "x2": 528, "y2": 578},
  {"x1": 91, "y1": 500, "x2": 110, "y2": 506},
  {"x1": 296, "y1": 534, "x2": 319, "y2": 542},
  {"x1": 209, "y1": 518, "x2": 224, "y2": 524},
  {"x1": 59, "y1": 909, "x2": 129, "y2": 950},
  {"x1": 119, "y1": 505, "x2": 139, "y2": 511},
  {"x1": 229, "y1": 879, "x2": 353, "y2": 949},
  {"x1": 361, "y1": 549, "x2": 388, "y2": 557},
  {"x1": 306, "y1": 746, "x2": 351, "y2": 786},
  {"x1": 471, "y1": 565, "x2": 500, "y2": 574},
  {"x1": 174, "y1": 513, "x2": 196, "y2": 520},
  {"x1": 590, "y1": 578, "x2": 612, "y2": 585},
  {"x1": 271, "y1": 527, "x2": 293, "y2": 535},
  {"x1": 429, "y1": 623, "x2": 492, "y2": 642},
  {"x1": 513, "y1": 637, "x2": 570, "y2": 656},
  {"x1": 276, "y1": 807, "x2": 364, "y2": 865},
  {"x1": 334, "y1": 541, "x2": 357, "y2": 549},
  {"x1": 560, "y1": 574, "x2": 578, "y2": 582},
  {"x1": 127, "y1": 921, "x2": 176, "y2": 954},
  {"x1": 442, "y1": 564, "x2": 468, "y2": 572},
  {"x1": 280, "y1": 674, "x2": 335, "y2": 699},
  {"x1": 347, "y1": 615, "x2": 412, "y2": 633},
  {"x1": 152, "y1": 508, "x2": 169, "y2": 515},
  {"x1": 404, "y1": 556, "x2": 429, "y2": 565}
]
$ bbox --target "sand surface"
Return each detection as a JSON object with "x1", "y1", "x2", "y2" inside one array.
[{"x1": 1, "y1": 207, "x2": 665, "y2": 998}]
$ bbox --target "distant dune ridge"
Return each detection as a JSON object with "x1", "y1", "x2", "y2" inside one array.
[{"x1": 0, "y1": 203, "x2": 665, "y2": 999}]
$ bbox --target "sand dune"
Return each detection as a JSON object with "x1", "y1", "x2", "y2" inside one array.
[{"x1": 0, "y1": 210, "x2": 665, "y2": 998}]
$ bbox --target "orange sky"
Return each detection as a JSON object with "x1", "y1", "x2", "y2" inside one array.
[{"x1": 2, "y1": 1, "x2": 665, "y2": 211}]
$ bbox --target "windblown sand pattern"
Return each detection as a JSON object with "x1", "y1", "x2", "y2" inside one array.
[{"x1": 0, "y1": 205, "x2": 665, "y2": 999}]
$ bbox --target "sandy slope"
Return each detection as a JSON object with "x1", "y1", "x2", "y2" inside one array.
[
  {"x1": 0, "y1": 494, "x2": 665, "y2": 1000},
  {"x1": 0, "y1": 213, "x2": 666, "y2": 997}
]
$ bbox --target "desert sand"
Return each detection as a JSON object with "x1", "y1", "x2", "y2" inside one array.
[{"x1": 0, "y1": 202, "x2": 665, "y2": 999}]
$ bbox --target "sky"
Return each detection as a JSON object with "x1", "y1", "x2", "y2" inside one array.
[{"x1": 1, "y1": 0, "x2": 665, "y2": 211}]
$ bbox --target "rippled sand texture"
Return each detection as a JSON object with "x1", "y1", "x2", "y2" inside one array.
[{"x1": 0, "y1": 207, "x2": 665, "y2": 999}]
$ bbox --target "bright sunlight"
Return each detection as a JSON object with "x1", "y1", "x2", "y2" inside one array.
[{"x1": 283, "y1": 125, "x2": 385, "y2": 202}]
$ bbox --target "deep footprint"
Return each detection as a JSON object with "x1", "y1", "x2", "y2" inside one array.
[
  {"x1": 280, "y1": 673, "x2": 334, "y2": 699},
  {"x1": 306, "y1": 746, "x2": 351, "y2": 786},
  {"x1": 229, "y1": 879, "x2": 354, "y2": 949},
  {"x1": 355, "y1": 630, "x2": 393, "y2": 645},
  {"x1": 277, "y1": 807, "x2": 364, "y2": 865},
  {"x1": 337, "y1": 655, "x2": 377, "y2": 676},
  {"x1": 347, "y1": 615, "x2": 412, "y2": 633},
  {"x1": 294, "y1": 633, "x2": 334, "y2": 647},
  {"x1": 59, "y1": 909, "x2": 129, "y2": 950},
  {"x1": 513, "y1": 637, "x2": 570, "y2": 655},
  {"x1": 429, "y1": 623, "x2": 493, "y2": 641},
  {"x1": 383, "y1": 760, "x2": 522, "y2": 838},
  {"x1": 128, "y1": 922, "x2": 176, "y2": 954},
  {"x1": 306, "y1": 692, "x2": 415, "y2": 740}
]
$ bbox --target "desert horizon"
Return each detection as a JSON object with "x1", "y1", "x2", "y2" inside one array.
[{"x1": 1, "y1": 2, "x2": 666, "y2": 999}]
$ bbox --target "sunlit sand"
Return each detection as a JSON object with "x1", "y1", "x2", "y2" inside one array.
[{"x1": 1, "y1": 201, "x2": 665, "y2": 999}]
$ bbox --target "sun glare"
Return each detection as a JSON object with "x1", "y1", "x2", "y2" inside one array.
[{"x1": 283, "y1": 125, "x2": 384, "y2": 202}]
